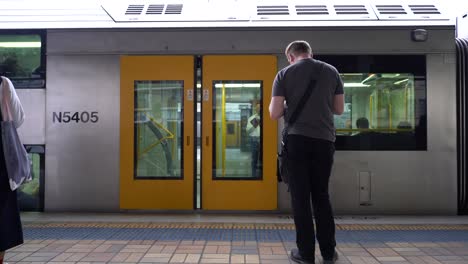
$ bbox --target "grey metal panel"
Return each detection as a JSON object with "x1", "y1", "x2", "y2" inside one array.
[
  {"x1": 45, "y1": 55, "x2": 120, "y2": 211},
  {"x1": 47, "y1": 28, "x2": 455, "y2": 55},
  {"x1": 274, "y1": 52, "x2": 457, "y2": 214},
  {"x1": 329, "y1": 53, "x2": 458, "y2": 214},
  {"x1": 16, "y1": 89, "x2": 46, "y2": 145}
]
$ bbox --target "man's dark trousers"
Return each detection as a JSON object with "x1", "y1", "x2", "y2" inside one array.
[{"x1": 287, "y1": 134, "x2": 336, "y2": 260}]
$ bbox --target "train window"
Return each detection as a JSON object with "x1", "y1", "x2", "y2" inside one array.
[
  {"x1": 0, "y1": 32, "x2": 46, "y2": 88},
  {"x1": 19, "y1": 145, "x2": 45, "y2": 211},
  {"x1": 134, "y1": 80, "x2": 184, "y2": 179},
  {"x1": 212, "y1": 81, "x2": 263, "y2": 180},
  {"x1": 315, "y1": 55, "x2": 427, "y2": 150}
]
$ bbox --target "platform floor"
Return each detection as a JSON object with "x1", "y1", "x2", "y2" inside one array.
[{"x1": 4, "y1": 213, "x2": 468, "y2": 264}]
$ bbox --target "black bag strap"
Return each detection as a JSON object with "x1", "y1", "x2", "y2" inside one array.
[
  {"x1": 286, "y1": 63, "x2": 323, "y2": 127},
  {"x1": 287, "y1": 79, "x2": 317, "y2": 126}
]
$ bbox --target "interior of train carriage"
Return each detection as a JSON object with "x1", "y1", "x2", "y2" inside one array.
[{"x1": 0, "y1": 33, "x2": 428, "y2": 211}]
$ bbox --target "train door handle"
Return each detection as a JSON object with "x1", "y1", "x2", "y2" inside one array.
[
  {"x1": 205, "y1": 136, "x2": 209, "y2": 146},
  {"x1": 187, "y1": 136, "x2": 190, "y2": 146}
]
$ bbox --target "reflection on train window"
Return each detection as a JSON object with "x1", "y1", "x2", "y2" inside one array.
[
  {"x1": 134, "y1": 81, "x2": 183, "y2": 179},
  {"x1": 212, "y1": 81, "x2": 263, "y2": 180},
  {"x1": 19, "y1": 145, "x2": 45, "y2": 212},
  {"x1": 316, "y1": 55, "x2": 427, "y2": 150},
  {"x1": 0, "y1": 33, "x2": 45, "y2": 88},
  {"x1": 335, "y1": 73, "x2": 417, "y2": 134}
]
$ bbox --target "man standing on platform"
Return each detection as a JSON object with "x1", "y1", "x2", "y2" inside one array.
[{"x1": 269, "y1": 40, "x2": 344, "y2": 264}]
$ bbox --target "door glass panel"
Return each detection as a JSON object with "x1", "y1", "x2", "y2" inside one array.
[
  {"x1": 134, "y1": 80, "x2": 183, "y2": 179},
  {"x1": 212, "y1": 81, "x2": 263, "y2": 179},
  {"x1": 335, "y1": 73, "x2": 416, "y2": 134}
]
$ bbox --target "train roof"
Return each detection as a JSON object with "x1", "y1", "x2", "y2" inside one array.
[{"x1": 0, "y1": 0, "x2": 456, "y2": 30}]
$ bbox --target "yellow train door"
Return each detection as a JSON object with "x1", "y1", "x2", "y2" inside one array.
[
  {"x1": 201, "y1": 55, "x2": 278, "y2": 210},
  {"x1": 120, "y1": 56, "x2": 195, "y2": 210}
]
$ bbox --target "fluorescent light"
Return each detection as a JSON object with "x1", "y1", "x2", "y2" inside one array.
[
  {"x1": 344, "y1": 83, "x2": 371, "y2": 88},
  {"x1": 382, "y1": 73, "x2": 400, "y2": 78},
  {"x1": 214, "y1": 83, "x2": 261, "y2": 88},
  {"x1": 341, "y1": 73, "x2": 363, "y2": 76},
  {"x1": 362, "y1": 74, "x2": 376, "y2": 83},
  {"x1": 197, "y1": 84, "x2": 202, "y2": 88},
  {"x1": 0, "y1": 42, "x2": 41, "y2": 48},
  {"x1": 394, "y1": 79, "x2": 409, "y2": 85}
]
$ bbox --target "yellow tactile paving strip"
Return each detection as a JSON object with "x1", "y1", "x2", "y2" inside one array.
[{"x1": 22, "y1": 222, "x2": 468, "y2": 230}]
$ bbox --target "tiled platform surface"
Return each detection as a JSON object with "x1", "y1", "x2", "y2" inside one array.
[{"x1": 4, "y1": 213, "x2": 468, "y2": 264}]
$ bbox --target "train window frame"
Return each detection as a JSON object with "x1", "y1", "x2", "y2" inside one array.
[
  {"x1": 0, "y1": 30, "x2": 46, "y2": 89},
  {"x1": 314, "y1": 55, "x2": 427, "y2": 151}
]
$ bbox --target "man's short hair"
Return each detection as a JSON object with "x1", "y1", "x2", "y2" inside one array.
[{"x1": 285, "y1": 40, "x2": 312, "y2": 57}]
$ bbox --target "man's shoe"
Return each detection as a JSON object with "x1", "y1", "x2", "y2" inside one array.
[
  {"x1": 290, "y1": 248, "x2": 314, "y2": 264},
  {"x1": 323, "y1": 251, "x2": 339, "y2": 264}
]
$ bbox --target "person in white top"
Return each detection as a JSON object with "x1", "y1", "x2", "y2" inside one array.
[
  {"x1": 0, "y1": 75, "x2": 25, "y2": 264},
  {"x1": 0, "y1": 77, "x2": 24, "y2": 128},
  {"x1": 246, "y1": 103, "x2": 261, "y2": 177}
]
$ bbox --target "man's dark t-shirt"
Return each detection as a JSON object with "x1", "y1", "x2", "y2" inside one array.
[{"x1": 272, "y1": 58, "x2": 344, "y2": 142}]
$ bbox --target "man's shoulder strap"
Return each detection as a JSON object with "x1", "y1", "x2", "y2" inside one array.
[{"x1": 287, "y1": 63, "x2": 324, "y2": 125}]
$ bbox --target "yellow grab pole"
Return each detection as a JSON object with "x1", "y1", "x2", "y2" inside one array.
[
  {"x1": 369, "y1": 95, "x2": 373, "y2": 128},
  {"x1": 389, "y1": 104, "x2": 392, "y2": 129},
  {"x1": 405, "y1": 86, "x2": 408, "y2": 121},
  {"x1": 377, "y1": 91, "x2": 381, "y2": 128}
]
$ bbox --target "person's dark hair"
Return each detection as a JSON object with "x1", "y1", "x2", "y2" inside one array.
[
  {"x1": 285, "y1": 40, "x2": 313, "y2": 57},
  {"x1": 356, "y1": 117, "x2": 369, "y2": 129}
]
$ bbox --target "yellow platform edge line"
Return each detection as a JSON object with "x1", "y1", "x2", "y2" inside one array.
[{"x1": 22, "y1": 222, "x2": 468, "y2": 231}]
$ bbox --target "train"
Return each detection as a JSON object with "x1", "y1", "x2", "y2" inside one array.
[{"x1": 1, "y1": 0, "x2": 467, "y2": 214}]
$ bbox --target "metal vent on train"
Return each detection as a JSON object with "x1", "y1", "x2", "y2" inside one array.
[
  {"x1": 165, "y1": 4, "x2": 183, "y2": 15},
  {"x1": 125, "y1": 5, "x2": 144, "y2": 15},
  {"x1": 409, "y1": 5, "x2": 440, "y2": 14},
  {"x1": 376, "y1": 5, "x2": 407, "y2": 14},
  {"x1": 295, "y1": 5, "x2": 328, "y2": 15},
  {"x1": 257, "y1": 5, "x2": 289, "y2": 16},
  {"x1": 146, "y1": 5, "x2": 164, "y2": 15},
  {"x1": 334, "y1": 5, "x2": 368, "y2": 15}
]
